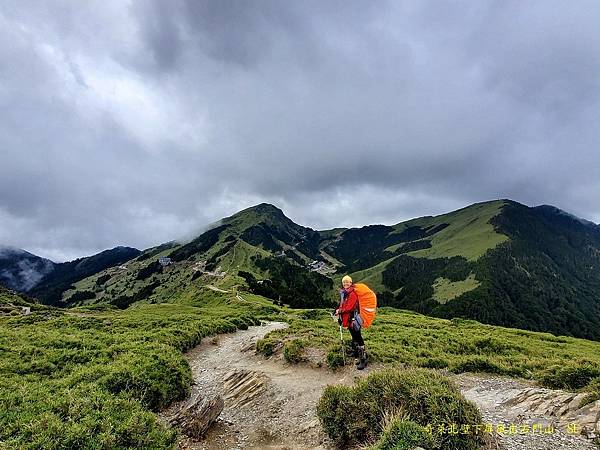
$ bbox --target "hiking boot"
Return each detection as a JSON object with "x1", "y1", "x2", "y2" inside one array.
[
  {"x1": 356, "y1": 346, "x2": 367, "y2": 370},
  {"x1": 353, "y1": 344, "x2": 363, "y2": 364}
]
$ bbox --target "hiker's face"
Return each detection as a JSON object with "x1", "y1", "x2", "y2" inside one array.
[{"x1": 342, "y1": 279, "x2": 351, "y2": 289}]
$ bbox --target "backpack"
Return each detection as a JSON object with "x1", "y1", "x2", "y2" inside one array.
[{"x1": 353, "y1": 283, "x2": 377, "y2": 329}]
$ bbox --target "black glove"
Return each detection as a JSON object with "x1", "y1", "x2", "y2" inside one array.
[{"x1": 337, "y1": 316, "x2": 342, "y2": 326}]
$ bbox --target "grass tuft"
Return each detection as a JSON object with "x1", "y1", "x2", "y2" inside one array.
[{"x1": 317, "y1": 368, "x2": 483, "y2": 449}]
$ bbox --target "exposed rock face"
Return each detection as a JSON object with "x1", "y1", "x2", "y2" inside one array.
[
  {"x1": 222, "y1": 369, "x2": 267, "y2": 408},
  {"x1": 502, "y1": 388, "x2": 600, "y2": 438},
  {"x1": 455, "y1": 372, "x2": 600, "y2": 449}
]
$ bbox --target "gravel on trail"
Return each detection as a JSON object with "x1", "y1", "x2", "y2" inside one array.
[{"x1": 161, "y1": 322, "x2": 600, "y2": 450}]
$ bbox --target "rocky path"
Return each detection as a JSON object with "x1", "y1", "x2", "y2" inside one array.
[
  {"x1": 161, "y1": 322, "x2": 377, "y2": 449},
  {"x1": 453, "y1": 373, "x2": 599, "y2": 450},
  {"x1": 162, "y1": 322, "x2": 600, "y2": 450}
]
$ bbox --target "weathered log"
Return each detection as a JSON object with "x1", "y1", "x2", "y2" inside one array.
[{"x1": 168, "y1": 395, "x2": 224, "y2": 438}]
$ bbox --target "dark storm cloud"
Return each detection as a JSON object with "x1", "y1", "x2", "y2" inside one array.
[{"x1": 1, "y1": 0, "x2": 600, "y2": 260}]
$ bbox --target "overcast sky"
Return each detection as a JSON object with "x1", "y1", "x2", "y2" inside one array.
[{"x1": 2, "y1": 1, "x2": 600, "y2": 261}]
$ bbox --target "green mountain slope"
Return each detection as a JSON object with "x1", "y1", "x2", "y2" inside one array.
[
  {"x1": 0, "y1": 285, "x2": 35, "y2": 307},
  {"x1": 379, "y1": 200, "x2": 600, "y2": 340},
  {"x1": 65, "y1": 199, "x2": 600, "y2": 341},
  {"x1": 28, "y1": 246, "x2": 141, "y2": 306},
  {"x1": 395, "y1": 199, "x2": 509, "y2": 260},
  {"x1": 324, "y1": 199, "x2": 508, "y2": 292},
  {"x1": 0, "y1": 285, "x2": 49, "y2": 316},
  {"x1": 65, "y1": 204, "x2": 334, "y2": 309}
]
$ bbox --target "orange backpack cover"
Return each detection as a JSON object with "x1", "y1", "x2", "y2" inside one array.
[{"x1": 354, "y1": 283, "x2": 377, "y2": 328}]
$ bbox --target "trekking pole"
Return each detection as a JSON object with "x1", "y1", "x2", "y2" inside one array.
[
  {"x1": 332, "y1": 312, "x2": 346, "y2": 366},
  {"x1": 339, "y1": 324, "x2": 346, "y2": 366}
]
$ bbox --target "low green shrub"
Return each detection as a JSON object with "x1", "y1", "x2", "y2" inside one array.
[
  {"x1": 230, "y1": 317, "x2": 250, "y2": 330},
  {"x1": 3, "y1": 385, "x2": 177, "y2": 449},
  {"x1": 422, "y1": 357, "x2": 449, "y2": 369},
  {"x1": 539, "y1": 363, "x2": 600, "y2": 389},
  {"x1": 283, "y1": 339, "x2": 306, "y2": 363},
  {"x1": 317, "y1": 368, "x2": 483, "y2": 449},
  {"x1": 101, "y1": 344, "x2": 192, "y2": 410},
  {"x1": 450, "y1": 356, "x2": 510, "y2": 375},
  {"x1": 298, "y1": 309, "x2": 327, "y2": 320},
  {"x1": 0, "y1": 301, "x2": 267, "y2": 448},
  {"x1": 369, "y1": 417, "x2": 434, "y2": 450},
  {"x1": 256, "y1": 337, "x2": 276, "y2": 356},
  {"x1": 473, "y1": 337, "x2": 520, "y2": 355},
  {"x1": 326, "y1": 347, "x2": 346, "y2": 370},
  {"x1": 580, "y1": 376, "x2": 600, "y2": 407}
]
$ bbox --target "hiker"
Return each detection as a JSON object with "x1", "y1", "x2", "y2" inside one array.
[{"x1": 335, "y1": 275, "x2": 368, "y2": 370}]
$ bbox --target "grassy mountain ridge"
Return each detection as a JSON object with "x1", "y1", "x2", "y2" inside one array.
[
  {"x1": 64, "y1": 199, "x2": 600, "y2": 340},
  {"x1": 381, "y1": 201, "x2": 600, "y2": 340},
  {"x1": 28, "y1": 246, "x2": 141, "y2": 306},
  {"x1": 63, "y1": 203, "x2": 334, "y2": 309},
  {"x1": 0, "y1": 246, "x2": 141, "y2": 305},
  {"x1": 328, "y1": 200, "x2": 509, "y2": 291}
]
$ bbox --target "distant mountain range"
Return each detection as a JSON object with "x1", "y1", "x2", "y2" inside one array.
[
  {"x1": 0, "y1": 246, "x2": 140, "y2": 304},
  {"x1": 0, "y1": 247, "x2": 55, "y2": 291},
  {"x1": 4, "y1": 199, "x2": 600, "y2": 341}
]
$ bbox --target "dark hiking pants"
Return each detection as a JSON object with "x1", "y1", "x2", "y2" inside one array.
[{"x1": 349, "y1": 325, "x2": 364, "y2": 346}]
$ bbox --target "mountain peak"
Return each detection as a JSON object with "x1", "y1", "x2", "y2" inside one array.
[
  {"x1": 223, "y1": 203, "x2": 288, "y2": 226},
  {"x1": 246, "y1": 203, "x2": 285, "y2": 215},
  {"x1": 0, "y1": 246, "x2": 45, "y2": 260}
]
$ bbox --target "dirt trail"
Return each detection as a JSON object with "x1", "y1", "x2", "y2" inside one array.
[
  {"x1": 164, "y1": 322, "x2": 599, "y2": 450},
  {"x1": 205, "y1": 285, "x2": 230, "y2": 293},
  {"x1": 163, "y1": 322, "x2": 377, "y2": 449}
]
